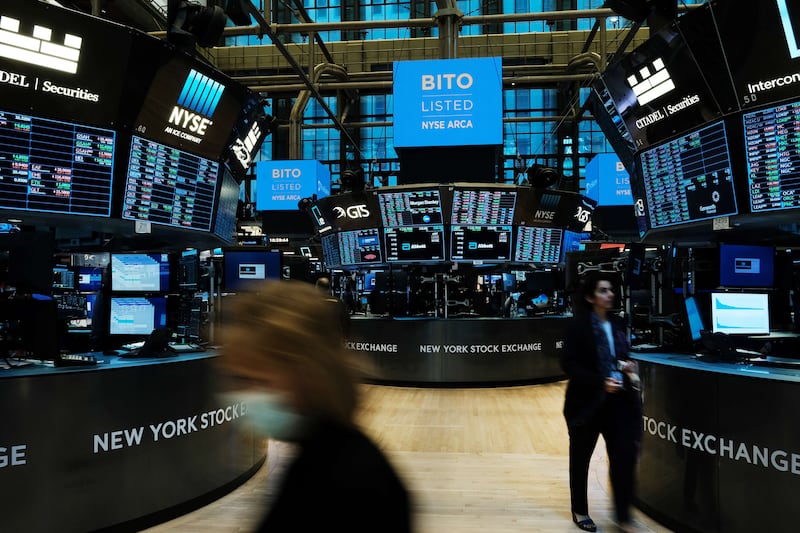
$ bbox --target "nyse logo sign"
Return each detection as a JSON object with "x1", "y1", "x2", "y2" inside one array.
[
  {"x1": 0, "y1": 15, "x2": 82, "y2": 74},
  {"x1": 333, "y1": 204, "x2": 370, "y2": 219},
  {"x1": 167, "y1": 70, "x2": 224, "y2": 139},
  {"x1": 232, "y1": 121, "x2": 263, "y2": 169}
]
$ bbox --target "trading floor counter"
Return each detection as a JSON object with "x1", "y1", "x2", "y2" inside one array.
[
  {"x1": 631, "y1": 351, "x2": 800, "y2": 533},
  {"x1": 346, "y1": 315, "x2": 569, "y2": 385},
  {"x1": 0, "y1": 350, "x2": 264, "y2": 533}
]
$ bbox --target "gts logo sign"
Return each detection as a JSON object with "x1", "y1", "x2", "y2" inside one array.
[{"x1": 333, "y1": 205, "x2": 370, "y2": 219}]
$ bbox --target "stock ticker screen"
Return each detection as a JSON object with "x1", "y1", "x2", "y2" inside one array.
[
  {"x1": 451, "y1": 188, "x2": 517, "y2": 225},
  {"x1": 743, "y1": 99, "x2": 800, "y2": 212},
  {"x1": 378, "y1": 188, "x2": 444, "y2": 227},
  {"x1": 450, "y1": 225, "x2": 513, "y2": 261},
  {"x1": 638, "y1": 120, "x2": 738, "y2": 228},
  {"x1": 0, "y1": 109, "x2": 114, "y2": 216},
  {"x1": 122, "y1": 135, "x2": 219, "y2": 231},
  {"x1": 514, "y1": 226, "x2": 563, "y2": 264}
]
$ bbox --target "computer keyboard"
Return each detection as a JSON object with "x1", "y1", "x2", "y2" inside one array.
[
  {"x1": 167, "y1": 343, "x2": 205, "y2": 354},
  {"x1": 55, "y1": 353, "x2": 98, "y2": 367}
]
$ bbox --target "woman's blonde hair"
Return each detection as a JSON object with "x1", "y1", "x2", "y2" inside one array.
[{"x1": 219, "y1": 280, "x2": 359, "y2": 424}]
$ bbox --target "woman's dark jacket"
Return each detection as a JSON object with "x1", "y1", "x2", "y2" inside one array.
[{"x1": 560, "y1": 311, "x2": 641, "y2": 428}]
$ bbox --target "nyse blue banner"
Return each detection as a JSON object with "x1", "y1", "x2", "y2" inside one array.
[
  {"x1": 255, "y1": 160, "x2": 330, "y2": 211},
  {"x1": 584, "y1": 153, "x2": 632, "y2": 206},
  {"x1": 393, "y1": 57, "x2": 503, "y2": 149}
]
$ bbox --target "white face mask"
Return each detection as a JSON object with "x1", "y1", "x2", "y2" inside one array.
[{"x1": 225, "y1": 391, "x2": 307, "y2": 441}]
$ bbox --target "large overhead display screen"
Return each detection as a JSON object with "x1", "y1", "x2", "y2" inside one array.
[
  {"x1": 601, "y1": 21, "x2": 723, "y2": 150},
  {"x1": 712, "y1": 0, "x2": 800, "y2": 109},
  {"x1": 122, "y1": 135, "x2": 219, "y2": 231},
  {"x1": 393, "y1": 57, "x2": 503, "y2": 148},
  {"x1": 743, "y1": 99, "x2": 800, "y2": 212},
  {"x1": 132, "y1": 56, "x2": 243, "y2": 161},
  {"x1": 0, "y1": 0, "x2": 132, "y2": 127},
  {"x1": 0, "y1": 109, "x2": 114, "y2": 216},
  {"x1": 638, "y1": 120, "x2": 738, "y2": 228}
]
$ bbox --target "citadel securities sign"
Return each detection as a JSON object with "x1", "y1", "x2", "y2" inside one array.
[{"x1": 393, "y1": 57, "x2": 503, "y2": 148}]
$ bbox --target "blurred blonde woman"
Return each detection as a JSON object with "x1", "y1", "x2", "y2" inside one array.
[{"x1": 217, "y1": 280, "x2": 411, "y2": 533}]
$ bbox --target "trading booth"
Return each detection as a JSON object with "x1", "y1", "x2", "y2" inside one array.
[
  {"x1": 302, "y1": 182, "x2": 597, "y2": 384},
  {"x1": 587, "y1": 2, "x2": 800, "y2": 532},
  {"x1": 0, "y1": 2, "x2": 270, "y2": 531}
]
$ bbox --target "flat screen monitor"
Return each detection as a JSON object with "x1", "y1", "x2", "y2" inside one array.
[
  {"x1": 111, "y1": 253, "x2": 171, "y2": 292},
  {"x1": 450, "y1": 188, "x2": 517, "y2": 225},
  {"x1": 719, "y1": 243, "x2": 774, "y2": 288},
  {"x1": 514, "y1": 227, "x2": 563, "y2": 264},
  {"x1": 502, "y1": 273, "x2": 517, "y2": 291},
  {"x1": 560, "y1": 230, "x2": 589, "y2": 262},
  {"x1": 222, "y1": 249, "x2": 281, "y2": 291},
  {"x1": 52, "y1": 265, "x2": 75, "y2": 290},
  {"x1": 109, "y1": 296, "x2": 168, "y2": 336},
  {"x1": 710, "y1": 292, "x2": 770, "y2": 336},
  {"x1": 213, "y1": 169, "x2": 241, "y2": 243},
  {"x1": 684, "y1": 295, "x2": 706, "y2": 343},
  {"x1": 77, "y1": 266, "x2": 104, "y2": 292},
  {"x1": 0, "y1": 109, "x2": 115, "y2": 217},
  {"x1": 320, "y1": 233, "x2": 342, "y2": 268},
  {"x1": 178, "y1": 249, "x2": 200, "y2": 290},
  {"x1": 338, "y1": 228, "x2": 383, "y2": 266},
  {"x1": 122, "y1": 135, "x2": 220, "y2": 232},
  {"x1": 637, "y1": 119, "x2": 738, "y2": 228},
  {"x1": 383, "y1": 225, "x2": 445, "y2": 263},
  {"x1": 742, "y1": 100, "x2": 800, "y2": 212},
  {"x1": 450, "y1": 225, "x2": 512, "y2": 261},
  {"x1": 378, "y1": 188, "x2": 444, "y2": 227}
]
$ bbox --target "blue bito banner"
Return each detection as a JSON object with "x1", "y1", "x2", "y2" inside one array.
[
  {"x1": 255, "y1": 160, "x2": 330, "y2": 211},
  {"x1": 393, "y1": 57, "x2": 503, "y2": 149},
  {"x1": 584, "y1": 153, "x2": 632, "y2": 206}
]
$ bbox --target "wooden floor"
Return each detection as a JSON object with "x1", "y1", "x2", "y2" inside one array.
[{"x1": 144, "y1": 381, "x2": 674, "y2": 533}]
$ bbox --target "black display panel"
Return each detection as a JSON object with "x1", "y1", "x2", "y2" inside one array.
[
  {"x1": 213, "y1": 169, "x2": 240, "y2": 243},
  {"x1": 110, "y1": 253, "x2": 171, "y2": 293},
  {"x1": 601, "y1": 20, "x2": 724, "y2": 150},
  {"x1": 222, "y1": 248, "x2": 281, "y2": 291},
  {"x1": 338, "y1": 228, "x2": 383, "y2": 266},
  {"x1": 712, "y1": 0, "x2": 800, "y2": 109},
  {"x1": 450, "y1": 225, "x2": 512, "y2": 261},
  {"x1": 0, "y1": 109, "x2": 114, "y2": 216},
  {"x1": 0, "y1": 0, "x2": 132, "y2": 127},
  {"x1": 223, "y1": 93, "x2": 271, "y2": 179},
  {"x1": 378, "y1": 188, "x2": 443, "y2": 227},
  {"x1": 321, "y1": 233, "x2": 341, "y2": 268},
  {"x1": 637, "y1": 120, "x2": 738, "y2": 228},
  {"x1": 588, "y1": 79, "x2": 638, "y2": 175},
  {"x1": 132, "y1": 54, "x2": 246, "y2": 161},
  {"x1": 384, "y1": 225, "x2": 445, "y2": 262},
  {"x1": 743, "y1": 99, "x2": 800, "y2": 212},
  {"x1": 322, "y1": 191, "x2": 381, "y2": 232},
  {"x1": 122, "y1": 135, "x2": 219, "y2": 232},
  {"x1": 77, "y1": 265, "x2": 103, "y2": 292},
  {"x1": 108, "y1": 296, "x2": 168, "y2": 336},
  {"x1": 514, "y1": 226, "x2": 563, "y2": 264},
  {"x1": 450, "y1": 188, "x2": 517, "y2": 225}
]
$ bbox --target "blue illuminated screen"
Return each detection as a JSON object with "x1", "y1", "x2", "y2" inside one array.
[{"x1": 111, "y1": 253, "x2": 171, "y2": 292}]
